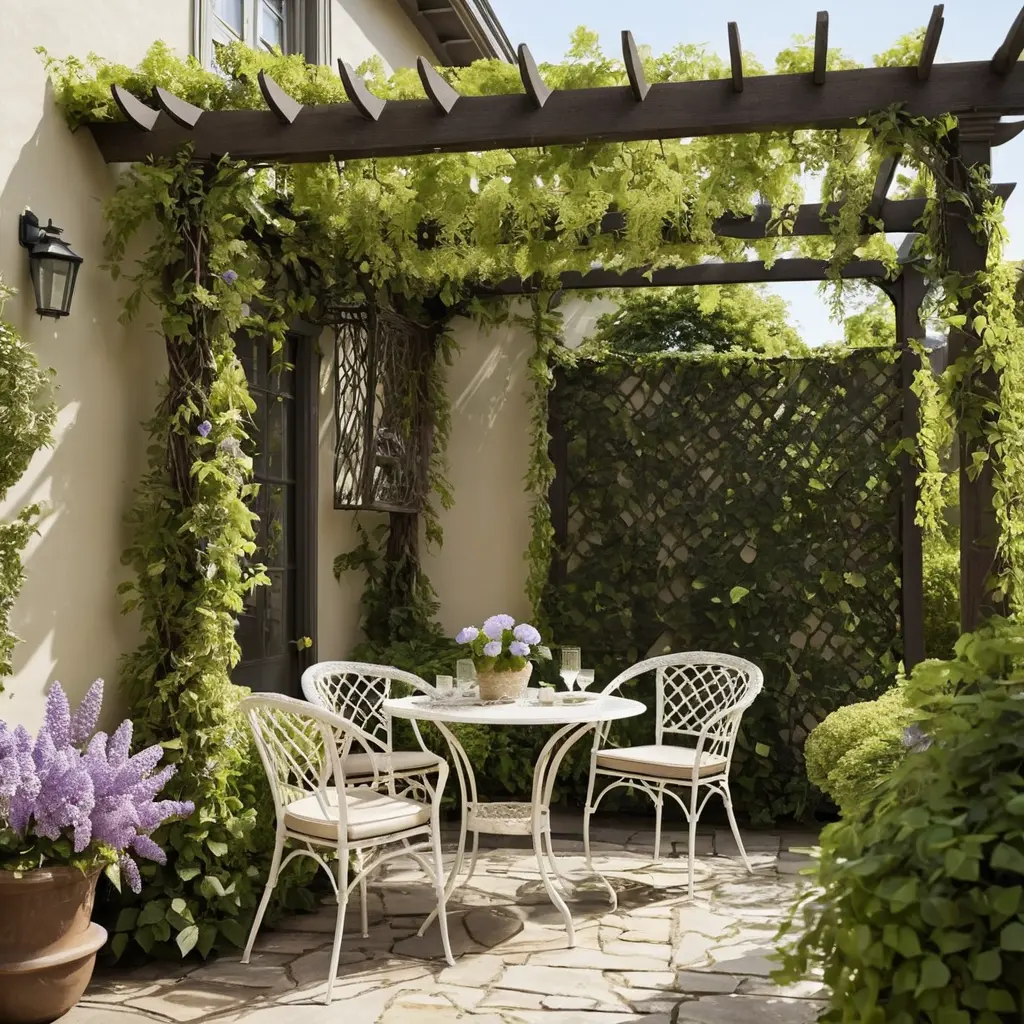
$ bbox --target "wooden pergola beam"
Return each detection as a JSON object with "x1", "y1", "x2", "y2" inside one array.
[
  {"x1": 918, "y1": 5, "x2": 944, "y2": 81},
  {"x1": 476, "y1": 257, "x2": 890, "y2": 296},
  {"x1": 87, "y1": 60, "x2": 1024, "y2": 165}
]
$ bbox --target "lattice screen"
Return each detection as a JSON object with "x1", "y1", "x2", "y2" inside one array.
[
  {"x1": 331, "y1": 304, "x2": 428, "y2": 513},
  {"x1": 544, "y1": 350, "x2": 905, "y2": 820}
]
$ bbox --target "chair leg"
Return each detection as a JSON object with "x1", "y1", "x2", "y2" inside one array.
[
  {"x1": 687, "y1": 786, "x2": 700, "y2": 900},
  {"x1": 430, "y1": 815, "x2": 456, "y2": 968},
  {"x1": 723, "y1": 781, "x2": 752, "y2": 874},
  {"x1": 582, "y1": 770, "x2": 598, "y2": 871},
  {"x1": 654, "y1": 784, "x2": 665, "y2": 861},
  {"x1": 243, "y1": 832, "x2": 283, "y2": 963},
  {"x1": 359, "y1": 875, "x2": 369, "y2": 938},
  {"x1": 324, "y1": 852, "x2": 350, "y2": 1005}
]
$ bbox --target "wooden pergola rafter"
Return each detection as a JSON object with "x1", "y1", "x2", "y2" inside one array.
[{"x1": 80, "y1": 4, "x2": 1024, "y2": 657}]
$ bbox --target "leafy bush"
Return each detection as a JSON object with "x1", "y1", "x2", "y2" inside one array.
[
  {"x1": 804, "y1": 686, "x2": 913, "y2": 814},
  {"x1": 923, "y1": 531, "x2": 960, "y2": 661},
  {"x1": 778, "y1": 618, "x2": 1024, "y2": 1022}
]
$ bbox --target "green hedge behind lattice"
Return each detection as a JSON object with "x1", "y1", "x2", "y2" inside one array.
[{"x1": 541, "y1": 347, "x2": 905, "y2": 823}]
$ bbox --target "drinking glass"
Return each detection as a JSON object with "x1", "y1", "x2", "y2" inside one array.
[
  {"x1": 455, "y1": 659, "x2": 477, "y2": 693},
  {"x1": 576, "y1": 669, "x2": 595, "y2": 692},
  {"x1": 435, "y1": 675, "x2": 454, "y2": 697},
  {"x1": 560, "y1": 647, "x2": 581, "y2": 691}
]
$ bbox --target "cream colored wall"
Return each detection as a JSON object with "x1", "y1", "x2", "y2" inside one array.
[
  {"x1": 331, "y1": 0, "x2": 430, "y2": 72},
  {"x1": 316, "y1": 296, "x2": 616, "y2": 660},
  {"x1": 0, "y1": 2, "x2": 192, "y2": 730}
]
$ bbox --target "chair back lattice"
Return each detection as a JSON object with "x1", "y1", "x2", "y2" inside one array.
[
  {"x1": 240, "y1": 694, "x2": 378, "y2": 838},
  {"x1": 604, "y1": 652, "x2": 763, "y2": 765},
  {"x1": 330, "y1": 304, "x2": 430, "y2": 514},
  {"x1": 300, "y1": 661, "x2": 433, "y2": 745}
]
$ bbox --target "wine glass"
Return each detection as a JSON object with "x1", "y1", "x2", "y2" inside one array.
[
  {"x1": 576, "y1": 669, "x2": 595, "y2": 694},
  {"x1": 560, "y1": 647, "x2": 581, "y2": 692}
]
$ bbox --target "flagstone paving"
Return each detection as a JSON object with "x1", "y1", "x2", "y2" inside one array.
[{"x1": 67, "y1": 822, "x2": 826, "y2": 1024}]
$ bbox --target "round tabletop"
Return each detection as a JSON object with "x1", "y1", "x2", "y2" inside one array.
[{"x1": 383, "y1": 692, "x2": 645, "y2": 727}]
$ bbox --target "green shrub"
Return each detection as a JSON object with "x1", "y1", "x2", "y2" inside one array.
[
  {"x1": 804, "y1": 686, "x2": 913, "y2": 814},
  {"x1": 922, "y1": 531, "x2": 960, "y2": 661},
  {"x1": 778, "y1": 617, "x2": 1024, "y2": 1022}
]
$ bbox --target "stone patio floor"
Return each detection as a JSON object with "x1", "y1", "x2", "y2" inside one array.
[{"x1": 67, "y1": 819, "x2": 826, "y2": 1024}]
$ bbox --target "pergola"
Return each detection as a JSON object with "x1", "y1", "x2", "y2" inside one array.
[{"x1": 79, "y1": 4, "x2": 1024, "y2": 661}]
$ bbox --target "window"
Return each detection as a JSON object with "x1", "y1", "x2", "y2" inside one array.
[
  {"x1": 232, "y1": 329, "x2": 319, "y2": 696},
  {"x1": 195, "y1": 0, "x2": 329, "y2": 69}
]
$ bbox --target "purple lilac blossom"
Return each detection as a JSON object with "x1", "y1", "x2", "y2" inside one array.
[
  {"x1": 482, "y1": 614, "x2": 515, "y2": 641},
  {"x1": 482, "y1": 641, "x2": 502, "y2": 658},
  {"x1": 221, "y1": 270, "x2": 238, "y2": 284},
  {"x1": 197, "y1": 420, "x2": 212, "y2": 438},
  {"x1": 455, "y1": 626, "x2": 479, "y2": 644},
  {"x1": 513, "y1": 623, "x2": 541, "y2": 645},
  {"x1": 0, "y1": 681, "x2": 194, "y2": 894},
  {"x1": 509, "y1": 641, "x2": 530, "y2": 657}
]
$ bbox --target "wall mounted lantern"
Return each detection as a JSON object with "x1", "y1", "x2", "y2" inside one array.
[{"x1": 18, "y1": 211, "x2": 83, "y2": 319}]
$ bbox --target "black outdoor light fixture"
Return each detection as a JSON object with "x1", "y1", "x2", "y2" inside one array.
[{"x1": 18, "y1": 211, "x2": 83, "y2": 319}]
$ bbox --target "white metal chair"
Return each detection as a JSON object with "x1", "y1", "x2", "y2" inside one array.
[
  {"x1": 300, "y1": 661, "x2": 444, "y2": 795},
  {"x1": 582, "y1": 652, "x2": 764, "y2": 897},
  {"x1": 239, "y1": 694, "x2": 454, "y2": 1003}
]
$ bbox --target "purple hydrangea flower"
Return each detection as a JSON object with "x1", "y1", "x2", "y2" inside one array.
[
  {"x1": 482, "y1": 641, "x2": 502, "y2": 658},
  {"x1": 482, "y1": 614, "x2": 515, "y2": 641},
  {"x1": 509, "y1": 641, "x2": 530, "y2": 657},
  {"x1": 221, "y1": 270, "x2": 238, "y2": 284},
  {"x1": 513, "y1": 623, "x2": 541, "y2": 645},
  {"x1": 197, "y1": 420, "x2": 212, "y2": 438},
  {"x1": 456, "y1": 626, "x2": 479, "y2": 644}
]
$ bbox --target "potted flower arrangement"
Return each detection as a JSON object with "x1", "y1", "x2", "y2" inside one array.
[
  {"x1": 455, "y1": 615, "x2": 552, "y2": 702},
  {"x1": 0, "y1": 680, "x2": 193, "y2": 1024}
]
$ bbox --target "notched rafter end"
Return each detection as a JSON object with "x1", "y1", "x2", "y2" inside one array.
[
  {"x1": 258, "y1": 70, "x2": 303, "y2": 124},
  {"x1": 727, "y1": 23, "x2": 744, "y2": 93},
  {"x1": 416, "y1": 56, "x2": 460, "y2": 115},
  {"x1": 517, "y1": 43, "x2": 551, "y2": 109},
  {"x1": 153, "y1": 86, "x2": 204, "y2": 130},
  {"x1": 111, "y1": 84, "x2": 159, "y2": 132},
  {"x1": 338, "y1": 59, "x2": 386, "y2": 121},
  {"x1": 992, "y1": 5, "x2": 1024, "y2": 75},
  {"x1": 917, "y1": 5, "x2": 944, "y2": 81},
  {"x1": 622, "y1": 30, "x2": 650, "y2": 102},
  {"x1": 813, "y1": 11, "x2": 829, "y2": 86}
]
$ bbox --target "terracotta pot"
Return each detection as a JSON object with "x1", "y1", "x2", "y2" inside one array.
[
  {"x1": 476, "y1": 663, "x2": 533, "y2": 702},
  {"x1": 0, "y1": 866, "x2": 107, "y2": 1024}
]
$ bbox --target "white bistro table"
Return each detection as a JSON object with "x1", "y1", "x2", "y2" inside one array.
[{"x1": 383, "y1": 692, "x2": 645, "y2": 945}]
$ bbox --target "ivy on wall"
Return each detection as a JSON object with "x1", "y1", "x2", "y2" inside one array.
[{"x1": 0, "y1": 278, "x2": 56, "y2": 691}]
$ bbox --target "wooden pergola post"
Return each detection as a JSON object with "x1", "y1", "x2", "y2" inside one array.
[{"x1": 946, "y1": 117, "x2": 1006, "y2": 631}]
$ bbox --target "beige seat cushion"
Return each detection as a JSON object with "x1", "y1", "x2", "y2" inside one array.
[
  {"x1": 596, "y1": 744, "x2": 727, "y2": 781},
  {"x1": 343, "y1": 749, "x2": 443, "y2": 779},
  {"x1": 284, "y1": 787, "x2": 431, "y2": 842}
]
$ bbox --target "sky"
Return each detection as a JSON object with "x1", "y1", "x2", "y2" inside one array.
[{"x1": 489, "y1": 0, "x2": 1024, "y2": 345}]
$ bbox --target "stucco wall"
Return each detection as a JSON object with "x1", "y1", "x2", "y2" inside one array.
[
  {"x1": 0, "y1": 2, "x2": 192, "y2": 731},
  {"x1": 331, "y1": 0, "x2": 430, "y2": 73},
  {"x1": 317, "y1": 296, "x2": 616, "y2": 661}
]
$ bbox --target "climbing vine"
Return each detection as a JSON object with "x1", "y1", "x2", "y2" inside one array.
[{"x1": 0, "y1": 278, "x2": 56, "y2": 691}]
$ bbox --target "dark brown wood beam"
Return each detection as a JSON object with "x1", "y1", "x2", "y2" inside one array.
[
  {"x1": 866, "y1": 152, "x2": 901, "y2": 220},
  {"x1": 813, "y1": 12, "x2": 829, "y2": 86},
  {"x1": 727, "y1": 23, "x2": 744, "y2": 93},
  {"x1": 477, "y1": 257, "x2": 890, "y2": 296},
  {"x1": 992, "y1": 6, "x2": 1024, "y2": 75},
  {"x1": 918, "y1": 5, "x2": 944, "y2": 81},
  {"x1": 517, "y1": 44, "x2": 551, "y2": 109},
  {"x1": 258, "y1": 71, "x2": 303, "y2": 124},
  {"x1": 87, "y1": 60, "x2": 1024, "y2": 165},
  {"x1": 622, "y1": 30, "x2": 650, "y2": 102}
]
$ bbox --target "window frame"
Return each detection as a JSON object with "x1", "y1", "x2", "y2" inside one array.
[{"x1": 193, "y1": 0, "x2": 329, "y2": 69}]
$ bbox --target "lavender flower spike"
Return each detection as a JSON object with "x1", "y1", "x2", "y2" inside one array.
[{"x1": 70, "y1": 680, "x2": 104, "y2": 745}]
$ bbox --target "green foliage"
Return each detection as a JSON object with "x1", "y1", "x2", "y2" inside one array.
[
  {"x1": 94, "y1": 153, "x2": 316, "y2": 961},
  {"x1": 0, "y1": 279, "x2": 56, "y2": 689},
  {"x1": 804, "y1": 686, "x2": 913, "y2": 814},
  {"x1": 588, "y1": 285, "x2": 808, "y2": 357},
  {"x1": 923, "y1": 531, "x2": 961, "y2": 660},
  {"x1": 777, "y1": 617, "x2": 1024, "y2": 1021}
]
